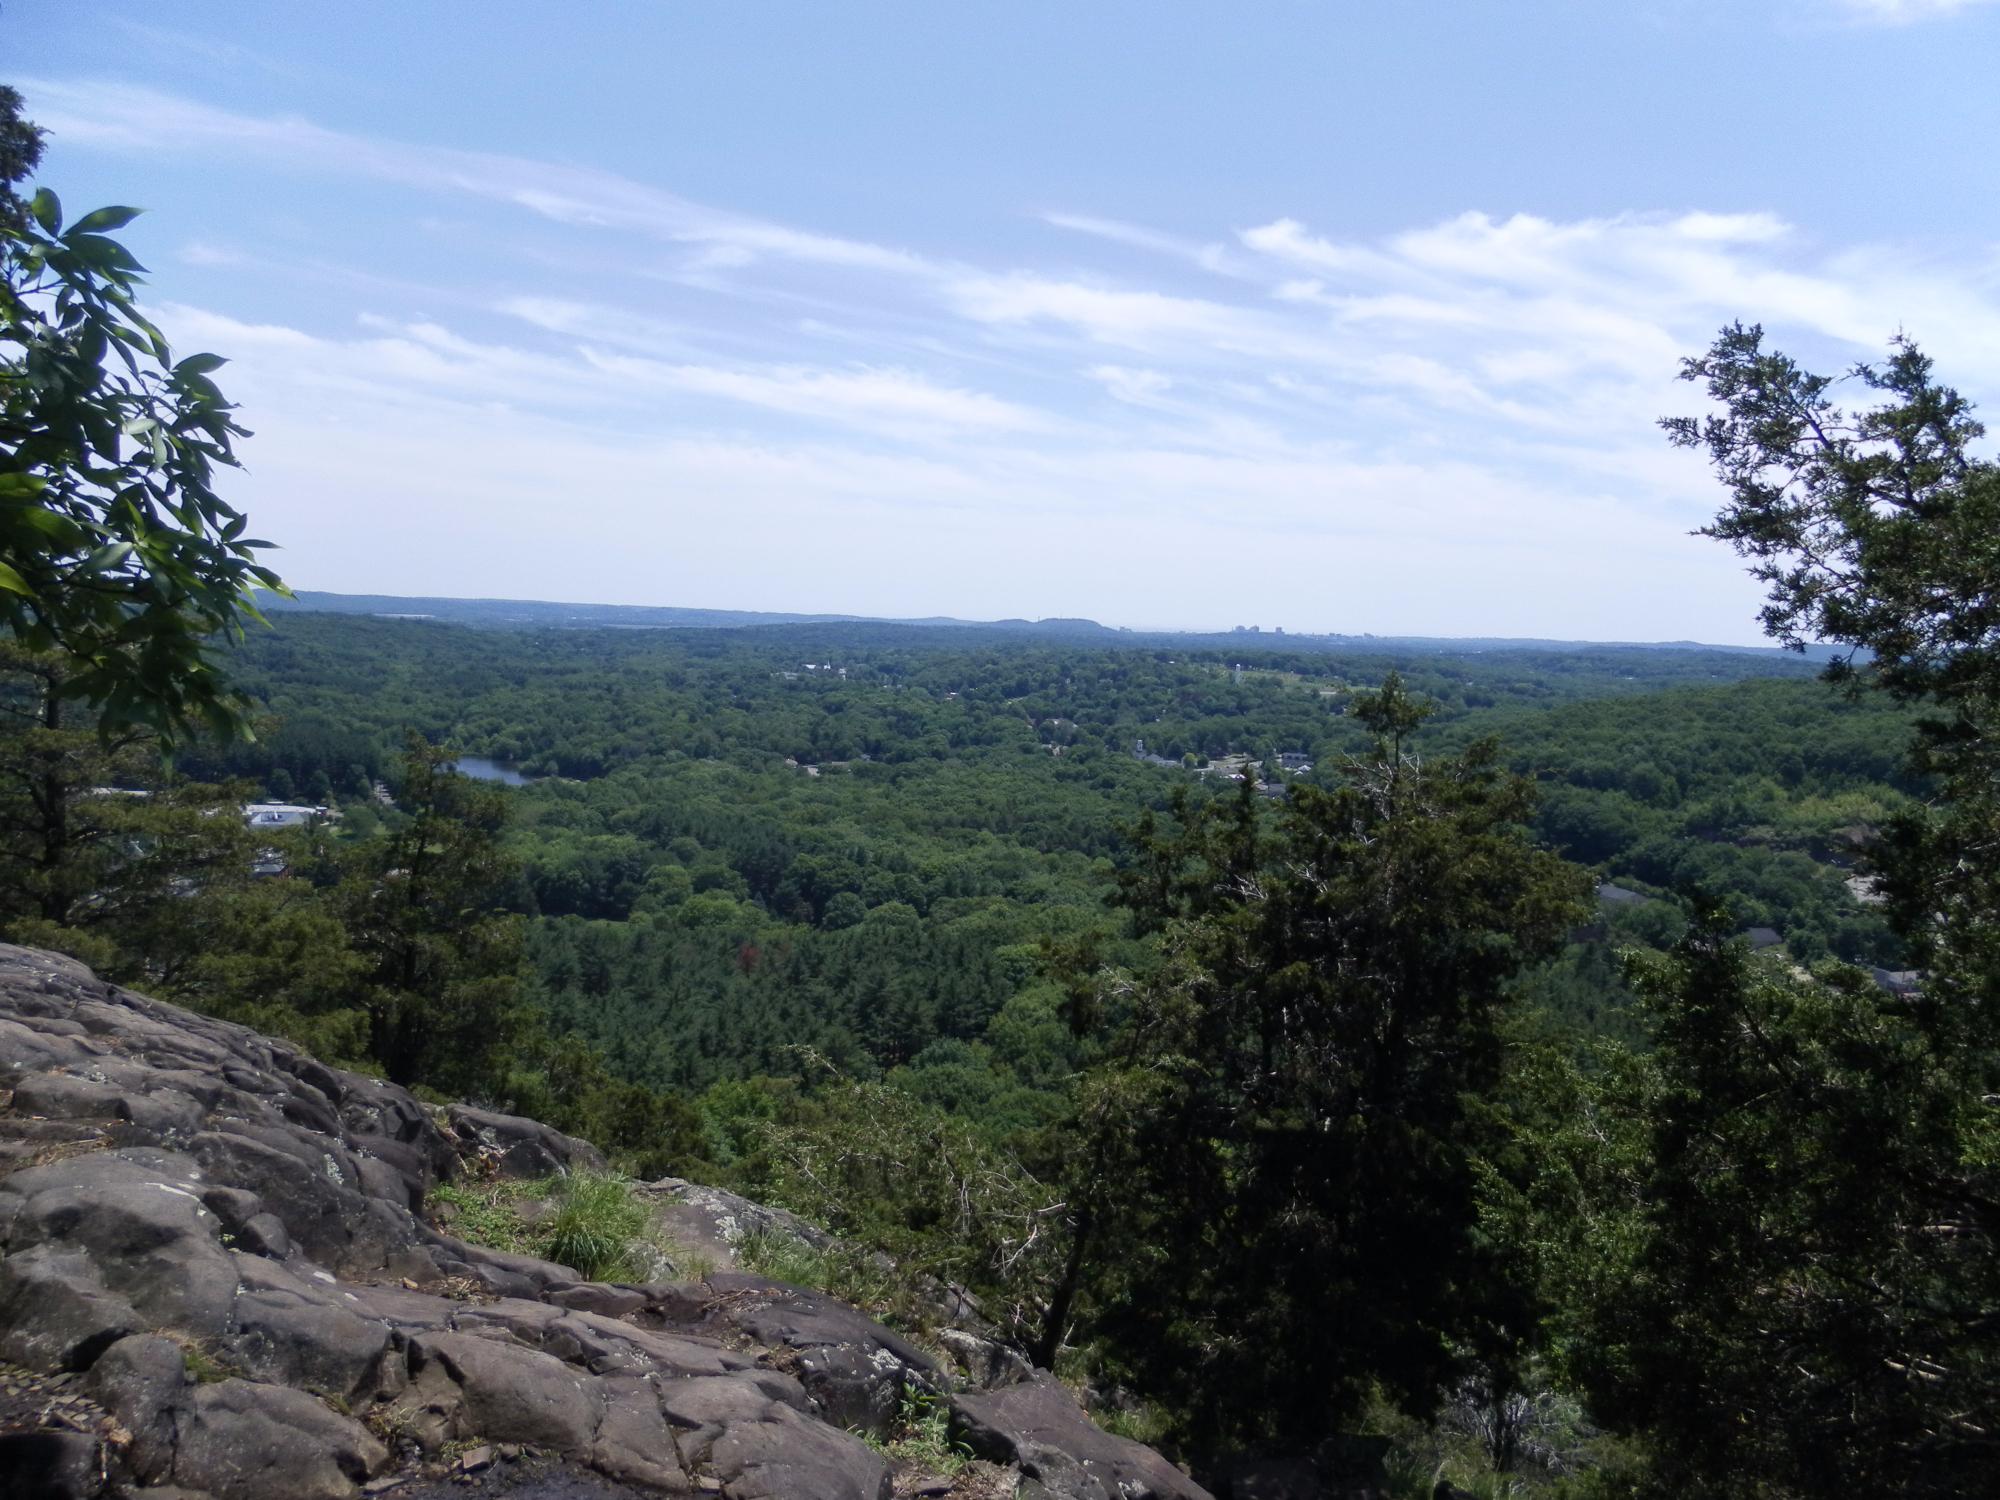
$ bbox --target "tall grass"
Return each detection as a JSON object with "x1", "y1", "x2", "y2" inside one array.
[
  {"x1": 736, "y1": 1228, "x2": 906, "y2": 1314},
  {"x1": 542, "y1": 1173, "x2": 647, "y2": 1281}
]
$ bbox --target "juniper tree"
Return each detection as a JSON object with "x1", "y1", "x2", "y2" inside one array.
[
  {"x1": 1088, "y1": 674, "x2": 1589, "y2": 1456},
  {"x1": 1564, "y1": 328, "x2": 2000, "y2": 1496}
]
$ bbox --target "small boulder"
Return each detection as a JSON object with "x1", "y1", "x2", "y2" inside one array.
[
  {"x1": 447, "y1": 1105, "x2": 606, "y2": 1180},
  {"x1": 408, "y1": 1330, "x2": 604, "y2": 1453},
  {"x1": 0, "y1": 1154, "x2": 241, "y2": 1369},
  {"x1": 0, "y1": 1242, "x2": 143, "y2": 1372},
  {"x1": 700, "y1": 1273, "x2": 940, "y2": 1435},
  {"x1": 590, "y1": 1374, "x2": 687, "y2": 1491},
  {"x1": 953, "y1": 1373, "x2": 1213, "y2": 1500},
  {"x1": 172, "y1": 1378, "x2": 388, "y2": 1500},
  {"x1": 224, "y1": 1255, "x2": 399, "y2": 1403},
  {"x1": 85, "y1": 1334, "x2": 194, "y2": 1480},
  {"x1": 708, "y1": 1401, "x2": 893, "y2": 1500}
]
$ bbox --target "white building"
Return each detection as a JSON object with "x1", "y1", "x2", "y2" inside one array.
[{"x1": 242, "y1": 803, "x2": 327, "y2": 830}]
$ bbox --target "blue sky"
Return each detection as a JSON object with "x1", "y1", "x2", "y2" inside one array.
[{"x1": 12, "y1": 1, "x2": 2000, "y2": 641}]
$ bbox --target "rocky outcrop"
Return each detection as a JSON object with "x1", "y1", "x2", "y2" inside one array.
[
  {"x1": 0, "y1": 945, "x2": 1211, "y2": 1500},
  {"x1": 447, "y1": 1107, "x2": 606, "y2": 1182},
  {"x1": 955, "y1": 1376, "x2": 1209, "y2": 1500}
]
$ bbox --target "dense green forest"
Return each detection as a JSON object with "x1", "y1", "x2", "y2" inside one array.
[
  {"x1": 10, "y1": 104, "x2": 1997, "y2": 1500},
  {"x1": 0, "y1": 601, "x2": 1935, "y2": 1493},
  {"x1": 147, "y1": 613, "x2": 1910, "y2": 1093}
]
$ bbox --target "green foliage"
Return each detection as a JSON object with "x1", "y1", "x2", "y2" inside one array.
[
  {"x1": 152, "y1": 874, "x2": 373, "y2": 1064},
  {"x1": 1445, "y1": 678, "x2": 1914, "y2": 966},
  {"x1": 734, "y1": 1230, "x2": 906, "y2": 1317},
  {"x1": 425, "y1": 1177, "x2": 543, "y2": 1259},
  {"x1": 429, "y1": 1172, "x2": 652, "y2": 1283},
  {"x1": 1552, "y1": 922, "x2": 1999, "y2": 1496},
  {"x1": 1668, "y1": 325, "x2": 2000, "y2": 707},
  {"x1": 335, "y1": 736, "x2": 526, "y2": 1093},
  {"x1": 741, "y1": 1074, "x2": 1072, "y2": 1346},
  {"x1": 541, "y1": 1173, "x2": 649, "y2": 1282},
  {"x1": 1361, "y1": 1359, "x2": 1656, "y2": 1500},
  {"x1": 1082, "y1": 675, "x2": 1592, "y2": 1456},
  {"x1": 1545, "y1": 329, "x2": 2000, "y2": 1497},
  {"x1": 176, "y1": 610, "x2": 1902, "y2": 1118},
  {"x1": 0, "y1": 90, "x2": 282, "y2": 743},
  {"x1": 860, "y1": 1387, "x2": 972, "y2": 1477},
  {"x1": 498, "y1": 1034, "x2": 710, "y2": 1180},
  {"x1": 0, "y1": 644, "x2": 267, "y2": 968},
  {"x1": 0, "y1": 86, "x2": 45, "y2": 236}
]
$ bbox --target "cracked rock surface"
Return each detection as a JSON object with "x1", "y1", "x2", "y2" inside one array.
[{"x1": 0, "y1": 946, "x2": 1210, "y2": 1500}]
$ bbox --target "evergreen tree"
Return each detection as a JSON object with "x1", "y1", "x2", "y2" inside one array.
[
  {"x1": 1087, "y1": 674, "x2": 1589, "y2": 1456},
  {"x1": 335, "y1": 737, "x2": 525, "y2": 1094},
  {"x1": 1566, "y1": 327, "x2": 2000, "y2": 1495},
  {"x1": 1567, "y1": 912, "x2": 1998, "y2": 1495},
  {"x1": 0, "y1": 642, "x2": 258, "y2": 969}
]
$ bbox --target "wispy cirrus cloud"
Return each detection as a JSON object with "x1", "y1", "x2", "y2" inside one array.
[
  {"x1": 26, "y1": 79, "x2": 937, "y2": 279},
  {"x1": 28, "y1": 78, "x2": 2000, "y2": 638},
  {"x1": 579, "y1": 354, "x2": 1057, "y2": 438}
]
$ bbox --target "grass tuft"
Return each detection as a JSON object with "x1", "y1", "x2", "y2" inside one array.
[
  {"x1": 542, "y1": 1172, "x2": 648, "y2": 1281},
  {"x1": 427, "y1": 1171, "x2": 651, "y2": 1282},
  {"x1": 859, "y1": 1387, "x2": 973, "y2": 1477}
]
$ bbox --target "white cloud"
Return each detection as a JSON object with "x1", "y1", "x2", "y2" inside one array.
[
  {"x1": 179, "y1": 240, "x2": 248, "y2": 268},
  {"x1": 579, "y1": 354, "x2": 1056, "y2": 437},
  {"x1": 24, "y1": 80, "x2": 937, "y2": 280},
  {"x1": 947, "y1": 273, "x2": 1254, "y2": 347},
  {"x1": 1829, "y1": 0, "x2": 1999, "y2": 23},
  {"x1": 41, "y1": 80, "x2": 2000, "y2": 639},
  {"x1": 1085, "y1": 365, "x2": 1175, "y2": 405},
  {"x1": 1041, "y1": 213, "x2": 1251, "y2": 279}
]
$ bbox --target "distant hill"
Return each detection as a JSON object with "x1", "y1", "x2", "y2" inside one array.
[
  {"x1": 262, "y1": 591, "x2": 1129, "y2": 637},
  {"x1": 261, "y1": 589, "x2": 1841, "y2": 661},
  {"x1": 265, "y1": 591, "x2": 882, "y2": 630}
]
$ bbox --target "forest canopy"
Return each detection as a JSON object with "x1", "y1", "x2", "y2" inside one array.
[{"x1": 3, "y1": 78, "x2": 1991, "y2": 1492}]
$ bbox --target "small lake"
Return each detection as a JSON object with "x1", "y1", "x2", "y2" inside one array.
[{"x1": 451, "y1": 756, "x2": 536, "y2": 786}]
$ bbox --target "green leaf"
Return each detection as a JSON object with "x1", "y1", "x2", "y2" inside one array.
[
  {"x1": 0, "y1": 560, "x2": 33, "y2": 597},
  {"x1": 68, "y1": 234, "x2": 147, "y2": 274},
  {"x1": 30, "y1": 188, "x2": 61, "y2": 234},
  {"x1": 0, "y1": 473, "x2": 49, "y2": 500},
  {"x1": 67, "y1": 205, "x2": 143, "y2": 236},
  {"x1": 82, "y1": 541, "x2": 135, "y2": 574},
  {"x1": 174, "y1": 352, "x2": 228, "y2": 378},
  {"x1": 0, "y1": 507, "x2": 83, "y2": 546},
  {"x1": 78, "y1": 321, "x2": 109, "y2": 370}
]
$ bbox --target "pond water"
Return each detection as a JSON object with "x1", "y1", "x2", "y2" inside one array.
[{"x1": 451, "y1": 756, "x2": 536, "y2": 786}]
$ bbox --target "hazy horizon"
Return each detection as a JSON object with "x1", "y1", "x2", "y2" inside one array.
[
  {"x1": 14, "y1": 1, "x2": 2000, "y2": 648},
  {"x1": 268, "y1": 585, "x2": 1829, "y2": 652}
]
